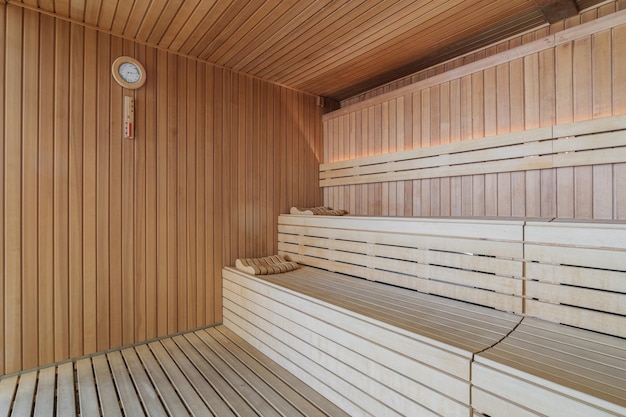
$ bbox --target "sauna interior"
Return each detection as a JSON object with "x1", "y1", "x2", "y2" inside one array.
[{"x1": 1, "y1": 0, "x2": 626, "y2": 415}]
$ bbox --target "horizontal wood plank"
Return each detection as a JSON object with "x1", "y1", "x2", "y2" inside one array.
[{"x1": 320, "y1": 114, "x2": 626, "y2": 187}]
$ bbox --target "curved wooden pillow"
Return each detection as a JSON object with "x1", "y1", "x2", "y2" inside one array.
[
  {"x1": 290, "y1": 206, "x2": 348, "y2": 216},
  {"x1": 235, "y1": 255, "x2": 299, "y2": 275}
]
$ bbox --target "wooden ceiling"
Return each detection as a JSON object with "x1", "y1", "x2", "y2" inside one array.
[{"x1": 12, "y1": 0, "x2": 607, "y2": 100}]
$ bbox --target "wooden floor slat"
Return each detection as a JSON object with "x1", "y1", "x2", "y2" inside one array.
[{"x1": 0, "y1": 325, "x2": 344, "y2": 417}]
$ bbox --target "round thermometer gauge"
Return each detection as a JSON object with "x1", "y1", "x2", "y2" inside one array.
[{"x1": 111, "y1": 56, "x2": 146, "y2": 89}]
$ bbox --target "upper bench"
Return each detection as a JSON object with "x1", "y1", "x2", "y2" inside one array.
[{"x1": 275, "y1": 214, "x2": 626, "y2": 416}]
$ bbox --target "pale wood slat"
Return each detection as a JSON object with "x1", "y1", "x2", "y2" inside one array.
[
  {"x1": 223, "y1": 314, "x2": 372, "y2": 417},
  {"x1": 223, "y1": 292, "x2": 460, "y2": 417},
  {"x1": 0, "y1": 377, "x2": 17, "y2": 417},
  {"x1": 148, "y1": 341, "x2": 213, "y2": 416},
  {"x1": 478, "y1": 341, "x2": 626, "y2": 399},
  {"x1": 472, "y1": 363, "x2": 624, "y2": 417},
  {"x1": 158, "y1": 337, "x2": 238, "y2": 417},
  {"x1": 108, "y1": 351, "x2": 146, "y2": 417},
  {"x1": 525, "y1": 262, "x2": 626, "y2": 292},
  {"x1": 223, "y1": 286, "x2": 475, "y2": 409},
  {"x1": 552, "y1": 112, "x2": 626, "y2": 137},
  {"x1": 320, "y1": 126, "x2": 554, "y2": 171},
  {"x1": 56, "y1": 362, "x2": 75, "y2": 416},
  {"x1": 33, "y1": 367, "x2": 55, "y2": 417},
  {"x1": 210, "y1": 326, "x2": 351, "y2": 417},
  {"x1": 225, "y1": 267, "x2": 488, "y2": 375},
  {"x1": 278, "y1": 214, "x2": 525, "y2": 242},
  {"x1": 525, "y1": 244, "x2": 626, "y2": 271},
  {"x1": 526, "y1": 280, "x2": 626, "y2": 315},
  {"x1": 266, "y1": 261, "x2": 521, "y2": 345},
  {"x1": 222, "y1": 295, "x2": 423, "y2": 417},
  {"x1": 92, "y1": 354, "x2": 123, "y2": 417},
  {"x1": 474, "y1": 318, "x2": 626, "y2": 416},
  {"x1": 134, "y1": 344, "x2": 190, "y2": 416},
  {"x1": 281, "y1": 252, "x2": 522, "y2": 313},
  {"x1": 525, "y1": 221, "x2": 626, "y2": 250},
  {"x1": 321, "y1": 137, "x2": 553, "y2": 179},
  {"x1": 120, "y1": 348, "x2": 168, "y2": 417},
  {"x1": 191, "y1": 331, "x2": 305, "y2": 417},
  {"x1": 76, "y1": 358, "x2": 100, "y2": 417},
  {"x1": 10, "y1": 371, "x2": 36, "y2": 417},
  {"x1": 278, "y1": 224, "x2": 523, "y2": 258},
  {"x1": 472, "y1": 387, "x2": 541, "y2": 417},
  {"x1": 524, "y1": 300, "x2": 626, "y2": 338},
  {"x1": 172, "y1": 334, "x2": 253, "y2": 417},
  {"x1": 320, "y1": 114, "x2": 626, "y2": 187}
]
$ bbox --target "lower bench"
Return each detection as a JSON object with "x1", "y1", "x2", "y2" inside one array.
[
  {"x1": 223, "y1": 266, "x2": 521, "y2": 417},
  {"x1": 223, "y1": 216, "x2": 626, "y2": 417}
]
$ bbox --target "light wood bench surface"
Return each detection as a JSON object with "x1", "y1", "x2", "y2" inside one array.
[
  {"x1": 472, "y1": 220, "x2": 626, "y2": 417},
  {"x1": 225, "y1": 215, "x2": 626, "y2": 417}
]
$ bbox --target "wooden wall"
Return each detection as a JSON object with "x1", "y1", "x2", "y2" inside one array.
[
  {"x1": 323, "y1": 11, "x2": 626, "y2": 219},
  {"x1": 342, "y1": 0, "x2": 626, "y2": 106},
  {"x1": 0, "y1": 3, "x2": 322, "y2": 375}
]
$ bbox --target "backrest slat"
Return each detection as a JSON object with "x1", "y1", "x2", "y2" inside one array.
[
  {"x1": 524, "y1": 222, "x2": 626, "y2": 337},
  {"x1": 278, "y1": 215, "x2": 525, "y2": 314}
]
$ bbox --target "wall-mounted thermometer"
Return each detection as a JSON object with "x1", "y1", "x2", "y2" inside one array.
[{"x1": 124, "y1": 96, "x2": 135, "y2": 139}]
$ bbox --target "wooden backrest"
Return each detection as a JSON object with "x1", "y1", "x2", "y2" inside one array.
[
  {"x1": 278, "y1": 215, "x2": 525, "y2": 314},
  {"x1": 524, "y1": 221, "x2": 626, "y2": 338},
  {"x1": 319, "y1": 114, "x2": 626, "y2": 187}
]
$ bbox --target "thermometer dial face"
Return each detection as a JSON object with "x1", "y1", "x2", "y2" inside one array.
[
  {"x1": 118, "y1": 62, "x2": 142, "y2": 83},
  {"x1": 111, "y1": 56, "x2": 146, "y2": 89}
]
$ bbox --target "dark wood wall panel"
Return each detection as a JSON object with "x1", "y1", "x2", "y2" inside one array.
[
  {"x1": 0, "y1": 3, "x2": 322, "y2": 375},
  {"x1": 324, "y1": 13, "x2": 626, "y2": 220}
]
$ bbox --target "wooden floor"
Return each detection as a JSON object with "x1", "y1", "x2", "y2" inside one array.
[{"x1": 0, "y1": 326, "x2": 348, "y2": 417}]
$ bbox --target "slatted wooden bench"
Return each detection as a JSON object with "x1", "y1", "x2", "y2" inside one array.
[
  {"x1": 472, "y1": 221, "x2": 626, "y2": 417},
  {"x1": 224, "y1": 215, "x2": 526, "y2": 416},
  {"x1": 223, "y1": 215, "x2": 626, "y2": 417}
]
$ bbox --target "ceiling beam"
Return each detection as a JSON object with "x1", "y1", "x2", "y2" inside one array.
[{"x1": 534, "y1": 0, "x2": 579, "y2": 24}]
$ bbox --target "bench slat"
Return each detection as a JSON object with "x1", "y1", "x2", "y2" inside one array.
[{"x1": 223, "y1": 288, "x2": 452, "y2": 417}]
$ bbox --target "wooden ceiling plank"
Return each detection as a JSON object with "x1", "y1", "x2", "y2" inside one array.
[
  {"x1": 110, "y1": 0, "x2": 134, "y2": 34},
  {"x1": 304, "y1": 1, "x2": 543, "y2": 96},
  {"x1": 69, "y1": 0, "x2": 84, "y2": 21},
  {"x1": 177, "y1": 0, "x2": 233, "y2": 55},
  {"x1": 135, "y1": 0, "x2": 167, "y2": 41},
  {"x1": 184, "y1": 0, "x2": 246, "y2": 57},
  {"x1": 146, "y1": 0, "x2": 184, "y2": 45},
  {"x1": 535, "y1": 0, "x2": 579, "y2": 23},
  {"x1": 270, "y1": 0, "x2": 468, "y2": 84},
  {"x1": 236, "y1": 0, "x2": 362, "y2": 73},
  {"x1": 223, "y1": 0, "x2": 325, "y2": 69},
  {"x1": 97, "y1": 0, "x2": 118, "y2": 30},
  {"x1": 122, "y1": 0, "x2": 152, "y2": 39},
  {"x1": 195, "y1": 0, "x2": 270, "y2": 61},
  {"x1": 207, "y1": 0, "x2": 297, "y2": 64},
  {"x1": 279, "y1": 0, "x2": 536, "y2": 90},
  {"x1": 251, "y1": 0, "x2": 412, "y2": 78},
  {"x1": 55, "y1": 0, "x2": 71, "y2": 17},
  {"x1": 83, "y1": 0, "x2": 101, "y2": 25},
  {"x1": 167, "y1": 0, "x2": 217, "y2": 52},
  {"x1": 318, "y1": 11, "x2": 547, "y2": 99},
  {"x1": 156, "y1": 0, "x2": 202, "y2": 49}
]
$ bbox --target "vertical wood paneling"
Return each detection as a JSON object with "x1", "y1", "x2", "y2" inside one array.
[
  {"x1": 22, "y1": 9, "x2": 39, "y2": 371},
  {"x1": 324, "y1": 18, "x2": 626, "y2": 222},
  {"x1": 1, "y1": 2, "x2": 322, "y2": 373},
  {"x1": 38, "y1": 13, "x2": 54, "y2": 367},
  {"x1": 5, "y1": 4, "x2": 23, "y2": 374}
]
